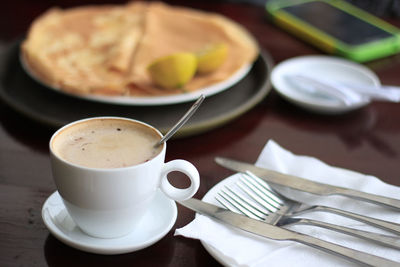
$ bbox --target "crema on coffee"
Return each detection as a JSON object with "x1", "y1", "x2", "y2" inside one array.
[{"x1": 51, "y1": 119, "x2": 162, "y2": 168}]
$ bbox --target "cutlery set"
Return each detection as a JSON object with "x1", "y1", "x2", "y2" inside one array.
[
  {"x1": 217, "y1": 171, "x2": 400, "y2": 250},
  {"x1": 178, "y1": 157, "x2": 400, "y2": 266}
]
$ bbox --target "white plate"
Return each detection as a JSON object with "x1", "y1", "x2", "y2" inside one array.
[
  {"x1": 271, "y1": 55, "x2": 381, "y2": 114},
  {"x1": 42, "y1": 190, "x2": 177, "y2": 255},
  {"x1": 20, "y1": 53, "x2": 252, "y2": 106},
  {"x1": 200, "y1": 174, "x2": 242, "y2": 267}
]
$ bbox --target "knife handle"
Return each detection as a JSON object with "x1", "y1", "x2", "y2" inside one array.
[
  {"x1": 319, "y1": 205, "x2": 400, "y2": 235},
  {"x1": 335, "y1": 188, "x2": 400, "y2": 211},
  {"x1": 293, "y1": 232, "x2": 399, "y2": 267}
]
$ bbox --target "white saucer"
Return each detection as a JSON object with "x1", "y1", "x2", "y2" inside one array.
[
  {"x1": 271, "y1": 55, "x2": 381, "y2": 114},
  {"x1": 42, "y1": 190, "x2": 177, "y2": 255}
]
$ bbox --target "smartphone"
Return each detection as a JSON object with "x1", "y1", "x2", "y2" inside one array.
[{"x1": 266, "y1": 0, "x2": 400, "y2": 62}]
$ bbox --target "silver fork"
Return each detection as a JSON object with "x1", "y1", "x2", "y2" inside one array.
[
  {"x1": 238, "y1": 171, "x2": 400, "y2": 235},
  {"x1": 216, "y1": 171, "x2": 400, "y2": 250}
]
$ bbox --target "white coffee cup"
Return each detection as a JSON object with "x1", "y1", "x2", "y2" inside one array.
[{"x1": 49, "y1": 117, "x2": 200, "y2": 238}]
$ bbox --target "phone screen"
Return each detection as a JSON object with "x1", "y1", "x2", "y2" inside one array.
[{"x1": 282, "y1": 1, "x2": 393, "y2": 45}]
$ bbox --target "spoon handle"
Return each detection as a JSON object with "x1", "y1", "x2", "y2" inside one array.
[{"x1": 155, "y1": 94, "x2": 205, "y2": 147}]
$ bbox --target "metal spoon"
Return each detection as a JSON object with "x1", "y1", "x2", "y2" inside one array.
[
  {"x1": 286, "y1": 74, "x2": 365, "y2": 106},
  {"x1": 154, "y1": 94, "x2": 205, "y2": 147}
]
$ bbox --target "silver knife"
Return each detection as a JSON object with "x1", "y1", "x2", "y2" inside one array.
[
  {"x1": 216, "y1": 157, "x2": 400, "y2": 210},
  {"x1": 179, "y1": 198, "x2": 400, "y2": 267}
]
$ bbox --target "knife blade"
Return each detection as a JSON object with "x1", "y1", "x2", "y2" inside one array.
[
  {"x1": 215, "y1": 157, "x2": 400, "y2": 210},
  {"x1": 179, "y1": 198, "x2": 399, "y2": 267}
]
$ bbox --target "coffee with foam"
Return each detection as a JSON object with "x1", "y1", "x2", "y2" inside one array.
[{"x1": 51, "y1": 118, "x2": 162, "y2": 169}]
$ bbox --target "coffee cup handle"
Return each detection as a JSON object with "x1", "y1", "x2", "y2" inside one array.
[{"x1": 160, "y1": 159, "x2": 200, "y2": 201}]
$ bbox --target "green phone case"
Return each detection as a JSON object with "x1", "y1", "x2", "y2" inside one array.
[{"x1": 266, "y1": 0, "x2": 400, "y2": 62}]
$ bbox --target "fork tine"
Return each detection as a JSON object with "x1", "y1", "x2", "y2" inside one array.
[
  {"x1": 236, "y1": 181, "x2": 279, "y2": 213},
  {"x1": 243, "y1": 171, "x2": 284, "y2": 205},
  {"x1": 240, "y1": 173, "x2": 284, "y2": 209},
  {"x1": 245, "y1": 171, "x2": 284, "y2": 205},
  {"x1": 216, "y1": 187, "x2": 265, "y2": 220},
  {"x1": 216, "y1": 193, "x2": 238, "y2": 212},
  {"x1": 225, "y1": 186, "x2": 271, "y2": 216}
]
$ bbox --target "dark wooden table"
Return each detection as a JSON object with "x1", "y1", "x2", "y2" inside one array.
[{"x1": 1, "y1": 1, "x2": 400, "y2": 266}]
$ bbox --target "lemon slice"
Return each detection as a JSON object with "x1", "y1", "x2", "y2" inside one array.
[
  {"x1": 147, "y1": 52, "x2": 197, "y2": 89},
  {"x1": 196, "y1": 43, "x2": 228, "y2": 74}
]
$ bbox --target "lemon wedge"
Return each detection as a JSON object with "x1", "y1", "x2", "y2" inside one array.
[
  {"x1": 196, "y1": 43, "x2": 228, "y2": 74},
  {"x1": 147, "y1": 52, "x2": 197, "y2": 89}
]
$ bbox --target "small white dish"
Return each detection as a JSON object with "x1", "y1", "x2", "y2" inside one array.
[
  {"x1": 42, "y1": 190, "x2": 177, "y2": 255},
  {"x1": 271, "y1": 55, "x2": 381, "y2": 114}
]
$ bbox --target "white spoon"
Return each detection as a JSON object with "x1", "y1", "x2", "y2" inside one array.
[
  {"x1": 288, "y1": 74, "x2": 400, "y2": 104},
  {"x1": 286, "y1": 74, "x2": 366, "y2": 106}
]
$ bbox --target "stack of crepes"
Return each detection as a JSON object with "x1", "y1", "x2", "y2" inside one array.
[{"x1": 21, "y1": 1, "x2": 259, "y2": 97}]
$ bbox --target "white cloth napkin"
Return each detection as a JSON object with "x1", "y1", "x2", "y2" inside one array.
[{"x1": 175, "y1": 140, "x2": 400, "y2": 267}]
